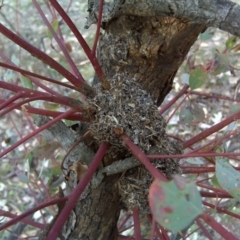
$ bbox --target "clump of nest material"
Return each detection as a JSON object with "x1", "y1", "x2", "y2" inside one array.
[{"x1": 89, "y1": 75, "x2": 182, "y2": 213}]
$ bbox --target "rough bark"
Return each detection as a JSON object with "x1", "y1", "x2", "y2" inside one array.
[
  {"x1": 97, "y1": 15, "x2": 206, "y2": 104},
  {"x1": 63, "y1": 175, "x2": 120, "y2": 240}
]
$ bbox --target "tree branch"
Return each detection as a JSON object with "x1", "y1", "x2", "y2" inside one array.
[{"x1": 89, "y1": 0, "x2": 240, "y2": 38}]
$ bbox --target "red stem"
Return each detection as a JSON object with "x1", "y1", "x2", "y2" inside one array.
[
  {"x1": 200, "y1": 213, "x2": 238, "y2": 240},
  {"x1": 189, "y1": 90, "x2": 240, "y2": 103},
  {"x1": 24, "y1": 107, "x2": 86, "y2": 121},
  {"x1": 148, "y1": 152, "x2": 240, "y2": 159},
  {"x1": 0, "y1": 96, "x2": 52, "y2": 118},
  {"x1": 158, "y1": 225, "x2": 170, "y2": 240},
  {"x1": 0, "y1": 109, "x2": 77, "y2": 158},
  {"x1": 203, "y1": 201, "x2": 240, "y2": 219},
  {"x1": 195, "y1": 218, "x2": 214, "y2": 240},
  {"x1": 166, "y1": 92, "x2": 188, "y2": 123},
  {"x1": 0, "y1": 61, "x2": 75, "y2": 90},
  {"x1": 91, "y1": 0, "x2": 104, "y2": 55},
  {"x1": 47, "y1": 142, "x2": 110, "y2": 239},
  {"x1": 118, "y1": 214, "x2": 131, "y2": 231},
  {"x1": 197, "y1": 183, "x2": 229, "y2": 194},
  {"x1": 159, "y1": 84, "x2": 189, "y2": 114},
  {"x1": 133, "y1": 208, "x2": 142, "y2": 240},
  {"x1": 183, "y1": 111, "x2": 240, "y2": 149},
  {"x1": 200, "y1": 191, "x2": 232, "y2": 198},
  {"x1": 49, "y1": 0, "x2": 106, "y2": 81},
  {"x1": 147, "y1": 215, "x2": 157, "y2": 240},
  {"x1": 0, "y1": 23, "x2": 90, "y2": 92},
  {"x1": 0, "y1": 92, "x2": 23, "y2": 110},
  {"x1": 0, "y1": 52, "x2": 72, "y2": 97},
  {"x1": 182, "y1": 167, "x2": 215, "y2": 174},
  {"x1": 0, "y1": 99, "x2": 87, "y2": 121},
  {"x1": 0, "y1": 81, "x2": 88, "y2": 112},
  {"x1": 0, "y1": 209, "x2": 44, "y2": 229},
  {"x1": 121, "y1": 134, "x2": 168, "y2": 181},
  {"x1": 0, "y1": 95, "x2": 80, "y2": 118},
  {"x1": 32, "y1": 0, "x2": 85, "y2": 82},
  {"x1": 0, "y1": 197, "x2": 68, "y2": 231}
]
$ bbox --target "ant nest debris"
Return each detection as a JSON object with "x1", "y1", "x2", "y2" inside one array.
[{"x1": 89, "y1": 75, "x2": 182, "y2": 213}]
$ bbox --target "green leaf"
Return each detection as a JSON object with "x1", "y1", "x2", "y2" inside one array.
[
  {"x1": 190, "y1": 102, "x2": 205, "y2": 122},
  {"x1": 211, "y1": 174, "x2": 221, "y2": 189},
  {"x1": 64, "y1": 120, "x2": 79, "y2": 126},
  {"x1": 225, "y1": 122, "x2": 236, "y2": 133},
  {"x1": 46, "y1": 19, "x2": 59, "y2": 39},
  {"x1": 216, "y1": 158, "x2": 240, "y2": 201},
  {"x1": 20, "y1": 75, "x2": 33, "y2": 89},
  {"x1": 200, "y1": 28, "x2": 214, "y2": 41},
  {"x1": 179, "y1": 102, "x2": 205, "y2": 125},
  {"x1": 212, "y1": 53, "x2": 229, "y2": 75},
  {"x1": 26, "y1": 152, "x2": 33, "y2": 169},
  {"x1": 47, "y1": 166, "x2": 62, "y2": 187},
  {"x1": 180, "y1": 73, "x2": 189, "y2": 85},
  {"x1": 185, "y1": 157, "x2": 204, "y2": 165},
  {"x1": 179, "y1": 107, "x2": 193, "y2": 124},
  {"x1": 11, "y1": 54, "x2": 19, "y2": 65},
  {"x1": 149, "y1": 178, "x2": 203, "y2": 233},
  {"x1": 189, "y1": 67, "x2": 207, "y2": 90},
  {"x1": 226, "y1": 36, "x2": 238, "y2": 50},
  {"x1": 17, "y1": 172, "x2": 29, "y2": 183},
  {"x1": 230, "y1": 103, "x2": 240, "y2": 114},
  {"x1": 43, "y1": 102, "x2": 60, "y2": 111}
]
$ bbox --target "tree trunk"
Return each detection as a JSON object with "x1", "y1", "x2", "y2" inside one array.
[
  {"x1": 42, "y1": 2, "x2": 208, "y2": 239},
  {"x1": 61, "y1": 6, "x2": 207, "y2": 240}
]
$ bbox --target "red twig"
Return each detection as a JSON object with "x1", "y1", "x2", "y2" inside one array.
[
  {"x1": 0, "y1": 52, "x2": 71, "y2": 97},
  {"x1": 0, "y1": 209, "x2": 44, "y2": 229},
  {"x1": 0, "y1": 23, "x2": 93, "y2": 96},
  {"x1": 47, "y1": 142, "x2": 110, "y2": 239},
  {"x1": 158, "y1": 224, "x2": 170, "y2": 240},
  {"x1": 200, "y1": 191, "x2": 232, "y2": 198},
  {"x1": 148, "y1": 151, "x2": 240, "y2": 159},
  {"x1": 23, "y1": 107, "x2": 86, "y2": 121},
  {"x1": 200, "y1": 213, "x2": 238, "y2": 240},
  {"x1": 121, "y1": 134, "x2": 168, "y2": 181},
  {"x1": 32, "y1": 0, "x2": 84, "y2": 82},
  {"x1": 195, "y1": 218, "x2": 214, "y2": 240},
  {"x1": 49, "y1": 0, "x2": 110, "y2": 90},
  {"x1": 166, "y1": 92, "x2": 189, "y2": 123},
  {"x1": 118, "y1": 213, "x2": 131, "y2": 231},
  {"x1": 183, "y1": 111, "x2": 240, "y2": 149},
  {"x1": 188, "y1": 90, "x2": 240, "y2": 103},
  {"x1": 0, "y1": 61, "x2": 75, "y2": 90},
  {"x1": 159, "y1": 84, "x2": 189, "y2": 114},
  {"x1": 0, "y1": 81, "x2": 88, "y2": 112},
  {"x1": 0, "y1": 92, "x2": 23, "y2": 110},
  {"x1": 203, "y1": 201, "x2": 240, "y2": 219},
  {"x1": 0, "y1": 197, "x2": 68, "y2": 231},
  {"x1": 147, "y1": 215, "x2": 156, "y2": 240},
  {"x1": 133, "y1": 208, "x2": 142, "y2": 240},
  {"x1": 0, "y1": 109, "x2": 77, "y2": 158},
  {"x1": 91, "y1": 0, "x2": 104, "y2": 55},
  {"x1": 197, "y1": 183, "x2": 229, "y2": 194}
]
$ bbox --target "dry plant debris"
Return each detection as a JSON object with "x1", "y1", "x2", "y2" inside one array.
[{"x1": 89, "y1": 75, "x2": 182, "y2": 212}]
